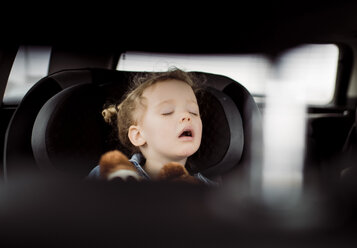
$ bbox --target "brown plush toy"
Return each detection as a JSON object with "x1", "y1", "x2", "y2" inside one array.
[{"x1": 99, "y1": 150, "x2": 201, "y2": 184}]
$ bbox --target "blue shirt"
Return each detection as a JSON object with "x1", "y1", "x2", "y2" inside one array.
[{"x1": 87, "y1": 153, "x2": 219, "y2": 186}]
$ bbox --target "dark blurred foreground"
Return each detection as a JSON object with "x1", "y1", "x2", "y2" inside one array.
[{"x1": 0, "y1": 172, "x2": 357, "y2": 248}]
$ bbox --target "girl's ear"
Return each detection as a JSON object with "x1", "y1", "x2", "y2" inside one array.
[{"x1": 128, "y1": 125, "x2": 146, "y2": 147}]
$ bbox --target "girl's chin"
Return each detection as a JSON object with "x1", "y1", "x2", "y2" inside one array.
[{"x1": 176, "y1": 148, "x2": 199, "y2": 158}]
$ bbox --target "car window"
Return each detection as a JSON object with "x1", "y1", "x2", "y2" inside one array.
[
  {"x1": 275, "y1": 44, "x2": 339, "y2": 105},
  {"x1": 3, "y1": 46, "x2": 51, "y2": 105},
  {"x1": 117, "y1": 52, "x2": 271, "y2": 97},
  {"x1": 117, "y1": 44, "x2": 339, "y2": 105}
]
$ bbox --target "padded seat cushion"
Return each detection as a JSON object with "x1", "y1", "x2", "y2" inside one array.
[
  {"x1": 189, "y1": 87, "x2": 244, "y2": 176},
  {"x1": 31, "y1": 77, "x2": 244, "y2": 178},
  {"x1": 32, "y1": 84, "x2": 106, "y2": 176}
]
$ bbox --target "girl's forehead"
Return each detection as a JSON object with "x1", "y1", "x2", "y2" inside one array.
[{"x1": 143, "y1": 79, "x2": 196, "y2": 100}]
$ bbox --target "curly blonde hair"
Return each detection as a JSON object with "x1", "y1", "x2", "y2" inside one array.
[{"x1": 102, "y1": 68, "x2": 203, "y2": 153}]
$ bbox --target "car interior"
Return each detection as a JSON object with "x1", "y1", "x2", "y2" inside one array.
[
  {"x1": 1, "y1": 2, "x2": 357, "y2": 247},
  {"x1": 6, "y1": 69, "x2": 262, "y2": 182}
]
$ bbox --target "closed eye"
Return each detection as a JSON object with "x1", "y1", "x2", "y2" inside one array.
[
  {"x1": 190, "y1": 112, "x2": 199, "y2": 116},
  {"x1": 162, "y1": 112, "x2": 173, "y2": 116}
]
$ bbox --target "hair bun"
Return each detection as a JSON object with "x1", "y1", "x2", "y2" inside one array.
[{"x1": 102, "y1": 105, "x2": 117, "y2": 124}]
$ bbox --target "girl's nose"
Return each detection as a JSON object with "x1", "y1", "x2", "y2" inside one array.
[{"x1": 181, "y1": 114, "x2": 191, "y2": 123}]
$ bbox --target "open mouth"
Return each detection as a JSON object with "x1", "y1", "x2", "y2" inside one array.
[
  {"x1": 179, "y1": 130, "x2": 193, "y2": 137},
  {"x1": 179, "y1": 128, "x2": 194, "y2": 139}
]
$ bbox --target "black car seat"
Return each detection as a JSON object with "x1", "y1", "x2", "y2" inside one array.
[
  {"x1": 11, "y1": 69, "x2": 263, "y2": 182},
  {"x1": 2, "y1": 68, "x2": 126, "y2": 181},
  {"x1": 340, "y1": 107, "x2": 357, "y2": 182}
]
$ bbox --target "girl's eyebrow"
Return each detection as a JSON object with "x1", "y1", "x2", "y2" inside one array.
[
  {"x1": 155, "y1": 99, "x2": 175, "y2": 108},
  {"x1": 155, "y1": 99, "x2": 198, "y2": 108},
  {"x1": 188, "y1": 99, "x2": 198, "y2": 105}
]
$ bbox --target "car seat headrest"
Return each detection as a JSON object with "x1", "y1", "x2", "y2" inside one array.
[
  {"x1": 31, "y1": 84, "x2": 105, "y2": 176},
  {"x1": 188, "y1": 87, "x2": 244, "y2": 176},
  {"x1": 3, "y1": 68, "x2": 126, "y2": 179},
  {"x1": 31, "y1": 70, "x2": 260, "y2": 179}
]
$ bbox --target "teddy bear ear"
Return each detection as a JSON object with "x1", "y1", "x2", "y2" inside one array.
[
  {"x1": 128, "y1": 125, "x2": 146, "y2": 147},
  {"x1": 157, "y1": 163, "x2": 201, "y2": 184},
  {"x1": 99, "y1": 150, "x2": 132, "y2": 176},
  {"x1": 157, "y1": 163, "x2": 188, "y2": 181},
  {"x1": 99, "y1": 150, "x2": 130, "y2": 166}
]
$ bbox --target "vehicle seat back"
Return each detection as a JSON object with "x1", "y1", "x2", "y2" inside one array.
[
  {"x1": 340, "y1": 107, "x2": 357, "y2": 181},
  {"x1": 2, "y1": 68, "x2": 124, "y2": 180},
  {"x1": 8, "y1": 69, "x2": 262, "y2": 181}
]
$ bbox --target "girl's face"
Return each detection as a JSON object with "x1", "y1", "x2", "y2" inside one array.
[{"x1": 137, "y1": 79, "x2": 202, "y2": 162}]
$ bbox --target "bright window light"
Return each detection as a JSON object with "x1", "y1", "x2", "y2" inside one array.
[
  {"x1": 276, "y1": 44, "x2": 339, "y2": 105},
  {"x1": 261, "y1": 44, "x2": 340, "y2": 204},
  {"x1": 117, "y1": 51, "x2": 271, "y2": 96},
  {"x1": 3, "y1": 46, "x2": 51, "y2": 105},
  {"x1": 117, "y1": 45, "x2": 339, "y2": 105}
]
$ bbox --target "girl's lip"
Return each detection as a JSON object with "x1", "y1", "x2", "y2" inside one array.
[
  {"x1": 178, "y1": 136, "x2": 194, "y2": 141},
  {"x1": 178, "y1": 126, "x2": 194, "y2": 138}
]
